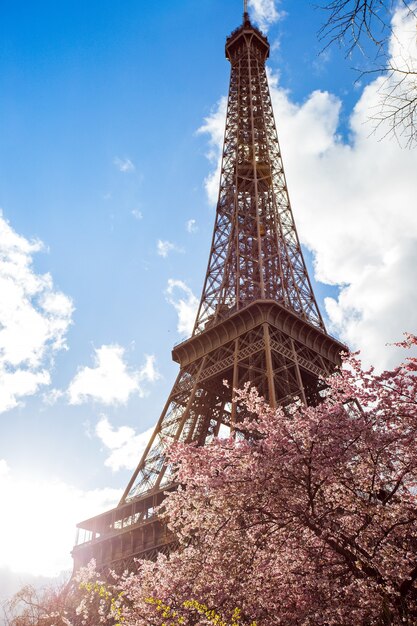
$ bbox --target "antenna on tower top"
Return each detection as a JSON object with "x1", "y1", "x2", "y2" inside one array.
[{"x1": 243, "y1": 0, "x2": 249, "y2": 20}]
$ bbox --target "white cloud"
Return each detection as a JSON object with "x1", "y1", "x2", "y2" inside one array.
[
  {"x1": 248, "y1": 0, "x2": 284, "y2": 32},
  {"x1": 198, "y1": 7, "x2": 417, "y2": 368},
  {"x1": 95, "y1": 416, "x2": 155, "y2": 472},
  {"x1": 157, "y1": 239, "x2": 183, "y2": 258},
  {"x1": 0, "y1": 211, "x2": 73, "y2": 413},
  {"x1": 0, "y1": 461, "x2": 121, "y2": 576},
  {"x1": 113, "y1": 156, "x2": 135, "y2": 172},
  {"x1": 166, "y1": 279, "x2": 199, "y2": 336},
  {"x1": 139, "y1": 353, "x2": 160, "y2": 383},
  {"x1": 186, "y1": 219, "x2": 198, "y2": 234},
  {"x1": 131, "y1": 208, "x2": 143, "y2": 220},
  {"x1": 197, "y1": 96, "x2": 228, "y2": 205},
  {"x1": 68, "y1": 345, "x2": 160, "y2": 405},
  {"x1": 43, "y1": 387, "x2": 64, "y2": 405}
]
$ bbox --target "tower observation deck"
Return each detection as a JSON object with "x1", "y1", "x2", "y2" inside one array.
[{"x1": 72, "y1": 10, "x2": 346, "y2": 572}]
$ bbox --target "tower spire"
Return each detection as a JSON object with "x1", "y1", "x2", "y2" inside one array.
[{"x1": 72, "y1": 11, "x2": 346, "y2": 573}]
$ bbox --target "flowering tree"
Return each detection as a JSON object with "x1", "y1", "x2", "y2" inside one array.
[
  {"x1": 2, "y1": 582, "x2": 76, "y2": 626},
  {"x1": 7, "y1": 336, "x2": 417, "y2": 625},
  {"x1": 123, "y1": 334, "x2": 417, "y2": 626}
]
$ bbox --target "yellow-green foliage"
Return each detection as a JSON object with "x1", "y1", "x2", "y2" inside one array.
[
  {"x1": 145, "y1": 596, "x2": 257, "y2": 626},
  {"x1": 79, "y1": 581, "x2": 125, "y2": 625},
  {"x1": 78, "y1": 580, "x2": 256, "y2": 626}
]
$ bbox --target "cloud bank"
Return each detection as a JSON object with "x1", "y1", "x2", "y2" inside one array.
[{"x1": 0, "y1": 212, "x2": 73, "y2": 413}]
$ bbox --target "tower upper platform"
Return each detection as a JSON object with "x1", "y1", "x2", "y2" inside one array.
[{"x1": 225, "y1": 13, "x2": 270, "y2": 63}]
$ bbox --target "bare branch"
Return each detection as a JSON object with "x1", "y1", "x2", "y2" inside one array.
[{"x1": 318, "y1": 0, "x2": 417, "y2": 146}]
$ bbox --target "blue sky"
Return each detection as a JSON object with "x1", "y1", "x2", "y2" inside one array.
[{"x1": 1, "y1": 0, "x2": 417, "y2": 591}]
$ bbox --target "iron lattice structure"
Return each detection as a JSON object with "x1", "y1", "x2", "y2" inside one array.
[{"x1": 72, "y1": 13, "x2": 345, "y2": 572}]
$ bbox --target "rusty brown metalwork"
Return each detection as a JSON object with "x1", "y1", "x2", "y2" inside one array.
[
  {"x1": 194, "y1": 17, "x2": 324, "y2": 336},
  {"x1": 72, "y1": 14, "x2": 346, "y2": 572}
]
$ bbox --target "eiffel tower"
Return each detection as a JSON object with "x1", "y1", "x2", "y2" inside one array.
[{"x1": 72, "y1": 5, "x2": 345, "y2": 571}]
